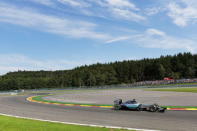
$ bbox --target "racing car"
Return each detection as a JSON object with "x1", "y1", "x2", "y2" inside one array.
[{"x1": 113, "y1": 99, "x2": 166, "y2": 112}]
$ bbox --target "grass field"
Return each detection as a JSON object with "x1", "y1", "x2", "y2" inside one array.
[
  {"x1": 148, "y1": 87, "x2": 197, "y2": 93},
  {"x1": 0, "y1": 115, "x2": 129, "y2": 131}
]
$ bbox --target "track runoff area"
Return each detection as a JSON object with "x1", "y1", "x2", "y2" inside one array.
[{"x1": 27, "y1": 95, "x2": 197, "y2": 111}]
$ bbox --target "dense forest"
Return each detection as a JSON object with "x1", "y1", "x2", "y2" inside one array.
[{"x1": 0, "y1": 52, "x2": 197, "y2": 90}]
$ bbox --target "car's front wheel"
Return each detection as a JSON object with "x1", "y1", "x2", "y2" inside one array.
[{"x1": 149, "y1": 105, "x2": 157, "y2": 112}]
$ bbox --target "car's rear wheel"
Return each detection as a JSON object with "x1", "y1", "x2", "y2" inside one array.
[{"x1": 114, "y1": 105, "x2": 121, "y2": 110}]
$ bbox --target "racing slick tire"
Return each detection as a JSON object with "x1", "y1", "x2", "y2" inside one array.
[
  {"x1": 114, "y1": 105, "x2": 122, "y2": 110},
  {"x1": 149, "y1": 105, "x2": 157, "y2": 112}
]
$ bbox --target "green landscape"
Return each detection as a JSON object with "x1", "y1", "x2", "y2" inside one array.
[
  {"x1": 0, "y1": 115, "x2": 128, "y2": 131},
  {"x1": 0, "y1": 52, "x2": 197, "y2": 91}
]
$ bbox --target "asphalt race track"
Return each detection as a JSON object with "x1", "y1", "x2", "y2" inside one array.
[{"x1": 0, "y1": 95, "x2": 197, "y2": 131}]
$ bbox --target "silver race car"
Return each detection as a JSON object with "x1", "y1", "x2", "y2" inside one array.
[{"x1": 114, "y1": 99, "x2": 167, "y2": 112}]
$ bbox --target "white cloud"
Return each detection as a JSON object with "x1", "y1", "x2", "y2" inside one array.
[
  {"x1": 181, "y1": 0, "x2": 197, "y2": 7},
  {"x1": 0, "y1": 54, "x2": 97, "y2": 75},
  {"x1": 145, "y1": 7, "x2": 163, "y2": 16},
  {"x1": 106, "y1": 28, "x2": 197, "y2": 53},
  {"x1": 28, "y1": 0, "x2": 54, "y2": 6},
  {"x1": 90, "y1": 0, "x2": 138, "y2": 10},
  {"x1": 106, "y1": 36, "x2": 130, "y2": 43},
  {"x1": 133, "y1": 29, "x2": 197, "y2": 53},
  {"x1": 82, "y1": 0, "x2": 146, "y2": 22},
  {"x1": 0, "y1": 3, "x2": 110, "y2": 40},
  {"x1": 57, "y1": 0, "x2": 90, "y2": 7},
  {"x1": 106, "y1": 0, "x2": 138, "y2": 10},
  {"x1": 111, "y1": 8, "x2": 145, "y2": 21},
  {"x1": 167, "y1": 1, "x2": 197, "y2": 27},
  {"x1": 146, "y1": 28, "x2": 166, "y2": 36},
  {"x1": 105, "y1": 0, "x2": 145, "y2": 22}
]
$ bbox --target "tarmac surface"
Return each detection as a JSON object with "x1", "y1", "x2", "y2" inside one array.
[
  {"x1": 44, "y1": 88, "x2": 197, "y2": 106},
  {"x1": 0, "y1": 93, "x2": 197, "y2": 131}
]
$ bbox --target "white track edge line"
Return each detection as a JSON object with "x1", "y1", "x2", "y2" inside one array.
[{"x1": 0, "y1": 113, "x2": 159, "y2": 131}]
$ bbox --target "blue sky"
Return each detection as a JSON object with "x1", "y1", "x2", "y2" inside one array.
[{"x1": 0, "y1": 0, "x2": 197, "y2": 74}]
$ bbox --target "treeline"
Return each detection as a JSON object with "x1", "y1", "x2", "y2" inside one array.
[{"x1": 0, "y1": 52, "x2": 197, "y2": 90}]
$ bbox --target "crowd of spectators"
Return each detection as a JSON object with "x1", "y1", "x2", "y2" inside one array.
[{"x1": 132, "y1": 78, "x2": 197, "y2": 86}]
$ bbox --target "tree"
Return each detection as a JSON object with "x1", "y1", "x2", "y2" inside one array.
[
  {"x1": 0, "y1": 52, "x2": 196, "y2": 91},
  {"x1": 158, "y1": 64, "x2": 166, "y2": 79}
]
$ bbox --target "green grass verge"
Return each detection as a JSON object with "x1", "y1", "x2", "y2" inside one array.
[
  {"x1": 33, "y1": 95, "x2": 112, "y2": 107},
  {"x1": 151, "y1": 82, "x2": 197, "y2": 87},
  {"x1": 0, "y1": 115, "x2": 129, "y2": 131},
  {"x1": 148, "y1": 87, "x2": 197, "y2": 93}
]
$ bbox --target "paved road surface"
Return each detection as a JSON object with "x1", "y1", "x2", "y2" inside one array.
[
  {"x1": 44, "y1": 89, "x2": 197, "y2": 106},
  {"x1": 0, "y1": 95, "x2": 196, "y2": 131}
]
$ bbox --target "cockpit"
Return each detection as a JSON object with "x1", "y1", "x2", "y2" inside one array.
[{"x1": 125, "y1": 99, "x2": 137, "y2": 104}]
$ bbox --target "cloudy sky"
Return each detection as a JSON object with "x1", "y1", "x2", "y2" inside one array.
[{"x1": 0, "y1": 0, "x2": 197, "y2": 74}]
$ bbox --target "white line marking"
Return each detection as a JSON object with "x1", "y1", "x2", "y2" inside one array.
[{"x1": 0, "y1": 113, "x2": 159, "y2": 131}]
